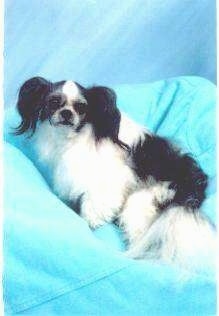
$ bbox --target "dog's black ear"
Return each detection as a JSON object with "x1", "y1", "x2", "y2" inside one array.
[
  {"x1": 14, "y1": 77, "x2": 51, "y2": 135},
  {"x1": 85, "y1": 86, "x2": 121, "y2": 142}
]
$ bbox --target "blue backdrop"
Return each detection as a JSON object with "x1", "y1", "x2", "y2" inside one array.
[{"x1": 4, "y1": 0, "x2": 216, "y2": 107}]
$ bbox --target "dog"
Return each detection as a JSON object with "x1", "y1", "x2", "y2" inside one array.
[{"x1": 15, "y1": 76, "x2": 216, "y2": 270}]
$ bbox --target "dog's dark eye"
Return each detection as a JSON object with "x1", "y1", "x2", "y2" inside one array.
[
  {"x1": 48, "y1": 96, "x2": 62, "y2": 110},
  {"x1": 74, "y1": 102, "x2": 87, "y2": 115}
]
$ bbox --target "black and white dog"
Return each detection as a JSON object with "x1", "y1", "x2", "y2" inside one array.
[{"x1": 15, "y1": 77, "x2": 216, "y2": 269}]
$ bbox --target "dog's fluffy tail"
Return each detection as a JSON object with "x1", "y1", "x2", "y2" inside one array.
[{"x1": 125, "y1": 206, "x2": 216, "y2": 272}]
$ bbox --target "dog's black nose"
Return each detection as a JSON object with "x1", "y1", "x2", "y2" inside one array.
[{"x1": 60, "y1": 109, "x2": 72, "y2": 120}]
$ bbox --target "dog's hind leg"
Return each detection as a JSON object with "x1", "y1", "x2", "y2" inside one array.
[{"x1": 119, "y1": 181, "x2": 175, "y2": 245}]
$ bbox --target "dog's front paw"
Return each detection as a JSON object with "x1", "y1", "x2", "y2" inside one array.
[
  {"x1": 81, "y1": 198, "x2": 117, "y2": 229},
  {"x1": 84, "y1": 213, "x2": 106, "y2": 229},
  {"x1": 80, "y1": 199, "x2": 106, "y2": 229}
]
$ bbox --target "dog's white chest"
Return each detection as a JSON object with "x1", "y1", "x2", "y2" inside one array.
[
  {"x1": 54, "y1": 137, "x2": 135, "y2": 202},
  {"x1": 34, "y1": 123, "x2": 136, "y2": 206}
]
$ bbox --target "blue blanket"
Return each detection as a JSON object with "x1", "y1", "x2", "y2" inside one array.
[{"x1": 4, "y1": 76, "x2": 216, "y2": 315}]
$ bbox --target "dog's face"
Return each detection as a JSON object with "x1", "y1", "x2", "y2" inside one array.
[
  {"x1": 15, "y1": 77, "x2": 122, "y2": 143},
  {"x1": 42, "y1": 80, "x2": 88, "y2": 128}
]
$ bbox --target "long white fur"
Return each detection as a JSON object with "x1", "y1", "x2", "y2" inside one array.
[
  {"x1": 119, "y1": 113, "x2": 149, "y2": 147},
  {"x1": 31, "y1": 81, "x2": 216, "y2": 270},
  {"x1": 125, "y1": 206, "x2": 216, "y2": 272}
]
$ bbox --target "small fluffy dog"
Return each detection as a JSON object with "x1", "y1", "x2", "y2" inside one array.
[{"x1": 15, "y1": 77, "x2": 216, "y2": 270}]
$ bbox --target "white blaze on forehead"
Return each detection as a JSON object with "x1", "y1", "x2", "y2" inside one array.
[{"x1": 62, "y1": 81, "x2": 81, "y2": 101}]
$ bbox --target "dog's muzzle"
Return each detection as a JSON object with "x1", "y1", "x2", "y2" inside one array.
[{"x1": 59, "y1": 109, "x2": 74, "y2": 125}]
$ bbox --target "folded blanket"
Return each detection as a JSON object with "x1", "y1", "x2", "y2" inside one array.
[{"x1": 4, "y1": 76, "x2": 216, "y2": 315}]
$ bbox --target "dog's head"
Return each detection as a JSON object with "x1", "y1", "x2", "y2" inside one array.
[{"x1": 15, "y1": 76, "x2": 123, "y2": 144}]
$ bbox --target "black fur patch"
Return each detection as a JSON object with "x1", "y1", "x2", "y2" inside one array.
[
  {"x1": 14, "y1": 77, "x2": 52, "y2": 135},
  {"x1": 84, "y1": 86, "x2": 129, "y2": 149},
  {"x1": 131, "y1": 134, "x2": 208, "y2": 210}
]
